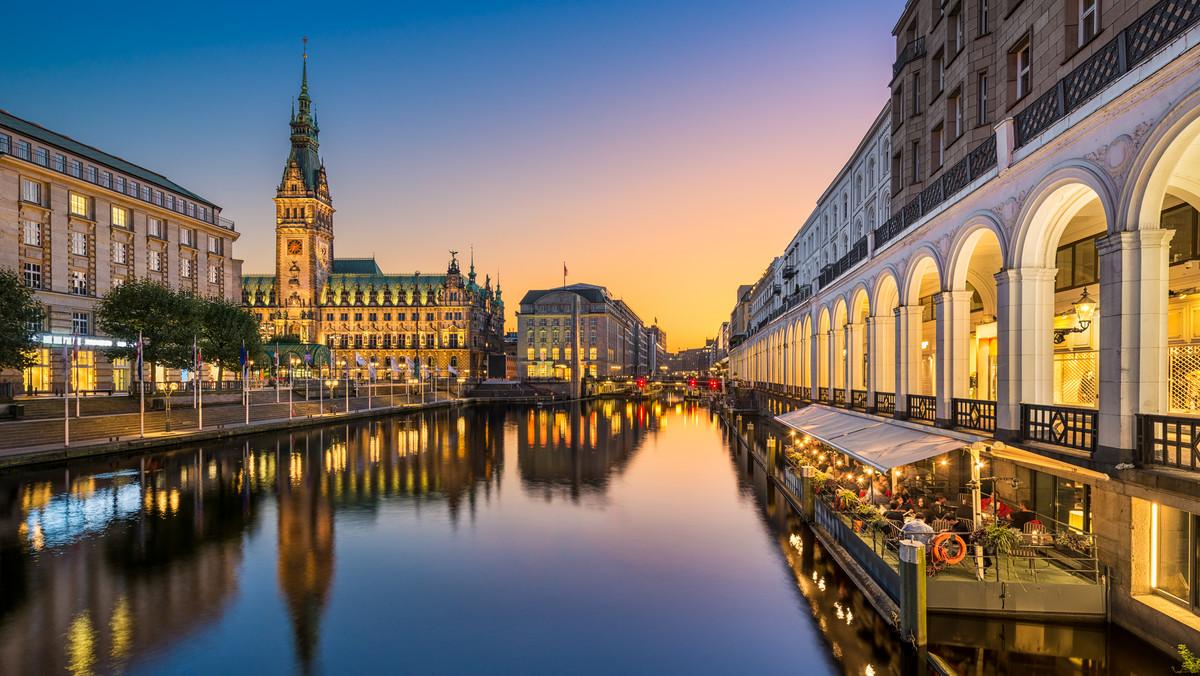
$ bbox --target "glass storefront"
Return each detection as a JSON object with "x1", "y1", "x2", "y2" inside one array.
[
  {"x1": 22, "y1": 348, "x2": 50, "y2": 394},
  {"x1": 113, "y1": 357, "x2": 129, "y2": 391},
  {"x1": 1153, "y1": 503, "x2": 1192, "y2": 604}
]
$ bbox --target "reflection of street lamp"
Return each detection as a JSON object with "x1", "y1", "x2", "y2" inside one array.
[
  {"x1": 156, "y1": 381, "x2": 179, "y2": 432},
  {"x1": 1054, "y1": 288, "x2": 1098, "y2": 344}
]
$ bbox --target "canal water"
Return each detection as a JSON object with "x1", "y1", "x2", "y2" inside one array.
[{"x1": 0, "y1": 399, "x2": 1177, "y2": 674}]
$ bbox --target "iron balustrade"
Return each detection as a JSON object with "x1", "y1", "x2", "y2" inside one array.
[
  {"x1": 851, "y1": 389, "x2": 868, "y2": 410},
  {"x1": 833, "y1": 389, "x2": 846, "y2": 407},
  {"x1": 892, "y1": 37, "x2": 926, "y2": 78},
  {"x1": 907, "y1": 394, "x2": 936, "y2": 422},
  {"x1": 1138, "y1": 413, "x2": 1200, "y2": 471},
  {"x1": 1015, "y1": 0, "x2": 1200, "y2": 147},
  {"x1": 872, "y1": 135, "x2": 998, "y2": 253},
  {"x1": 819, "y1": 387, "x2": 830, "y2": 403},
  {"x1": 953, "y1": 398, "x2": 996, "y2": 433},
  {"x1": 0, "y1": 136, "x2": 235, "y2": 232},
  {"x1": 799, "y1": 386, "x2": 811, "y2": 401},
  {"x1": 1021, "y1": 403, "x2": 1098, "y2": 454},
  {"x1": 875, "y1": 392, "x2": 896, "y2": 415}
]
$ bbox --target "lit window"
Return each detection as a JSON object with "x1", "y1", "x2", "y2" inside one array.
[
  {"x1": 111, "y1": 206, "x2": 129, "y2": 228},
  {"x1": 70, "y1": 271, "x2": 88, "y2": 296},
  {"x1": 69, "y1": 193, "x2": 89, "y2": 217}
]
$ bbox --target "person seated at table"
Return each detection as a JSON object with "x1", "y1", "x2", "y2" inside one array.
[
  {"x1": 893, "y1": 486, "x2": 913, "y2": 509},
  {"x1": 911, "y1": 496, "x2": 932, "y2": 517},
  {"x1": 1007, "y1": 501, "x2": 1038, "y2": 531},
  {"x1": 883, "y1": 499, "x2": 907, "y2": 523},
  {"x1": 900, "y1": 512, "x2": 935, "y2": 546},
  {"x1": 947, "y1": 516, "x2": 971, "y2": 534},
  {"x1": 933, "y1": 493, "x2": 954, "y2": 518},
  {"x1": 867, "y1": 480, "x2": 891, "y2": 507},
  {"x1": 980, "y1": 492, "x2": 1013, "y2": 520}
]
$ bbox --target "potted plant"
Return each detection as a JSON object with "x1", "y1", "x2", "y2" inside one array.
[{"x1": 970, "y1": 522, "x2": 1020, "y2": 555}]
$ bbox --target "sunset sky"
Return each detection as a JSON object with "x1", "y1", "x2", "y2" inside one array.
[{"x1": 3, "y1": 0, "x2": 898, "y2": 349}]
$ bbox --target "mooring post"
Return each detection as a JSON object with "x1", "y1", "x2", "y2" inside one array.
[
  {"x1": 800, "y1": 465, "x2": 815, "y2": 522},
  {"x1": 899, "y1": 539, "x2": 927, "y2": 646}
]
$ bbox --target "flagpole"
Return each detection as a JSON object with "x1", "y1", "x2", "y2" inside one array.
[
  {"x1": 139, "y1": 331, "x2": 145, "y2": 438},
  {"x1": 73, "y1": 331, "x2": 80, "y2": 419},
  {"x1": 274, "y1": 343, "x2": 280, "y2": 404}
]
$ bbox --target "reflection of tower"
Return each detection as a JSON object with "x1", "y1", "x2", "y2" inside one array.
[{"x1": 276, "y1": 438, "x2": 334, "y2": 674}]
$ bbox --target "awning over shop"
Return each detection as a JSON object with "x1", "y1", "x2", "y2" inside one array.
[
  {"x1": 987, "y1": 444, "x2": 1110, "y2": 483},
  {"x1": 775, "y1": 405, "x2": 972, "y2": 472}
]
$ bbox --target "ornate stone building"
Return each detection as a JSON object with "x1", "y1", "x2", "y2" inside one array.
[{"x1": 241, "y1": 58, "x2": 505, "y2": 379}]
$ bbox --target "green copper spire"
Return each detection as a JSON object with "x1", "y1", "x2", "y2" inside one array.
[{"x1": 282, "y1": 41, "x2": 322, "y2": 193}]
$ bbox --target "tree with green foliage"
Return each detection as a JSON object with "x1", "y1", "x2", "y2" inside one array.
[
  {"x1": 199, "y1": 297, "x2": 261, "y2": 379},
  {"x1": 95, "y1": 277, "x2": 199, "y2": 379},
  {"x1": 265, "y1": 332, "x2": 303, "y2": 344},
  {"x1": 0, "y1": 268, "x2": 46, "y2": 370}
]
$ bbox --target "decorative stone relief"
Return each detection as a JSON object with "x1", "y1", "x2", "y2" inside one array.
[
  {"x1": 1083, "y1": 119, "x2": 1154, "y2": 192},
  {"x1": 933, "y1": 231, "x2": 954, "y2": 262},
  {"x1": 990, "y1": 189, "x2": 1030, "y2": 236}
]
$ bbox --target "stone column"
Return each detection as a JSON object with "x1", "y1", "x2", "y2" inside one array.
[
  {"x1": 1096, "y1": 229, "x2": 1172, "y2": 463},
  {"x1": 934, "y1": 290, "x2": 972, "y2": 427},
  {"x1": 872, "y1": 312, "x2": 896, "y2": 395},
  {"x1": 894, "y1": 305, "x2": 923, "y2": 418},
  {"x1": 826, "y1": 329, "x2": 836, "y2": 401},
  {"x1": 993, "y1": 267, "x2": 1057, "y2": 441},
  {"x1": 810, "y1": 328, "x2": 820, "y2": 397},
  {"x1": 845, "y1": 322, "x2": 861, "y2": 404},
  {"x1": 864, "y1": 316, "x2": 877, "y2": 411}
]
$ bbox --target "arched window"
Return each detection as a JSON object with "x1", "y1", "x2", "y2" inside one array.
[
  {"x1": 843, "y1": 194, "x2": 849, "y2": 221},
  {"x1": 867, "y1": 158, "x2": 876, "y2": 189},
  {"x1": 855, "y1": 175, "x2": 862, "y2": 202}
]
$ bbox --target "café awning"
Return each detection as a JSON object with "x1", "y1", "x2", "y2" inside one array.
[
  {"x1": 775, "y1": 405, "x2": 972, "y2": 472},
  {"x1": 986, "y1": 444, "x2": 1110, "y2": 483}
]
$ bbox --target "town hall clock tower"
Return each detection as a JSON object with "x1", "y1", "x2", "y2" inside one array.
[{"x1": 274, "y1": 52, "x2": 333, "y2": 342}]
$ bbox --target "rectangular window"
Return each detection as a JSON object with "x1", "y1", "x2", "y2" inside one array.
[
  {"x1": 527, "y1": 348, "x2": 535, "y2": 360},
  {"x1": 22, "y1": 220, "x2": 41, "y2": 246},
  {"x1": 16, "y1": 140, "x2": 31, "y2": 160},
  {"x1": 54, "y1": 154, "x2": 65, "y2": 172},
  {"x1": 949, "y1": 90, "x2": 963, "y2": 137},
  {"x1": 111, "y1": 206, "x2": 129, "y2": 228},
  {"x1": 208, "y1": 264, "x2": 220, "y2": 284},
  {"x1": 71, "y1": 232, "x2": 88, "y2": 256},
  {"x1": 180, "y1": 227, "x2": 194, "y2": 247},
  {"x1": 21, "y1": 179, "x2": 41, "y2": 204},
  {"x1": 72, "y1": 312, "x2": 89, "y2": 335},
  {"x1": 931, "y1": 125, "x2": 944, "y2": 169},
  {"x1": 1080, "y1": 0, "x2": 1098, "y2": 46},
  {"x1": 398, "y1": 335, "x2": 407, "y2": 348},
  {"x1": 148, "y1": 218, "x2": 163, "y2": 238},
  {"x1": 590, "y1": 347, "x2": 598, "y2": 360},
  {"x1": 1152, "y1": 502, "x2": 1192, "y2": 604},
  {"x1": 340, "y1": 313, "x2": 349, "y2": 321},
  {"x1": 911, "y1": 141, "x2": 921, "y2": 183},
  {"x1": 354, "y1": 312, "x2": 363, "y2": 322},
  {"x1": 950, "y1": 5, "x2": 963, "y2": 52},
  {"x1": 977, "y1": 72, "x2": 989, "y2": 126},
  {"x1": 180, "y1": 259, "x2": 193, "y2": 278},
  {"x1": 35, "y1": 148, "x2": 48, "y2": 166},
  {"x1": 425, "y1": 335, "x2": 435, "y2": 348},
  {"x1": 112, "y1": 241, "x2": 127, "y2": 265},
  {"x1": 207, "y1": 235, "x2": 221, "y2": 254},
  {"x1": 1166, "y1": 204, "x2": 1199, "y2": 264},
  {"x1": 69, "y1": 193, "x2": 89, "y2": 217},
  {"x1": 933, "y1": 51, "x2": 944, "y2": 94},
  {"x1": 70, "y1": 159, "x2": 82, "y2": 177},
  {"x1": 87, "y1": 166, "x2": 97, "y2": 183},
  {"x1": 979, "y1": 0, "x2": 989, "y2": 35},
  {"x1": 23, "y1": 263, "x2": 41, "y2": 289},
  {"x1": 115, "y1": 176, "x2": 125, "y2": 194},
  {"x1": 326, "y1": 313, "x2": 335, "y2": 321},
  {"x1": 1016, "y1": 40, "x2": 1032, "y2": 99},
  {"x1": 368, "y1": 313, "x2": 377, "y2": 322},
  {"x1": 912, "y1": 72, "x2": 922, "y2": 116},
  {"x1": 70, "y1": 271, "x2": 88, "y2": 296},
  {"x1": 0, "y1": 134, "x2": 9, "y2": 153},
  {"x1": 149, "y1": 250, "x2": 162, "y2": 272}
]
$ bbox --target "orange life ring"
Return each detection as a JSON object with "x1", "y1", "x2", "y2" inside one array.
[{"x1": 932, "y1": 533, "x2": 967, "y2": 565}]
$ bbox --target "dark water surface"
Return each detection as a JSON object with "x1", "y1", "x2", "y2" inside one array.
[{"x1": 0, "y1": 400, "x2": 1177, "y2": 674}]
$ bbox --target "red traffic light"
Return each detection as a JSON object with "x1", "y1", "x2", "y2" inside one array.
[
  {"x1": 688, "y1": 377, "x2": 697, "y2": 388},
  {"x1": 708, "y1": 379, "x2": 720, "y2": 390},
  {"x1": 637, "y1": 377, "x2": 646, "y2": 389}
]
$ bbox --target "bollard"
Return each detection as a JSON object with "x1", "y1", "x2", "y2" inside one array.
[
  {"x1": 898, "y1": 539, "x2": 927, "y2": 646},
  {"x1": 800, "y1": 465, "x2": 815, "y2": 522}
]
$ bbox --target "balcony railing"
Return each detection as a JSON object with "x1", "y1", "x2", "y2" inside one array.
[
  {"x1": 953, "y1": 397, "x2": 996, "y2": 433},
  {"x1": 874, "y1": 135, "x2": 997, "y2": 251},
  {"x1": 1139, "y1": 413, "x2": 1200, "y2": 471},
  {"x1": 849, "y1": 389, "x2": 867, "y2": 410},
  {"x1": 818, "y1": 236, "x2": 870, "y2": 289},
  {"x1": 874, "y1": 392, "x2": 896, "y2": 415},
  {"x1": 1021, "y1": 403, "x2": 1097, "y2": 454},
  {"x1": 892, "y1": 37, "x2": 926, "y2": 78},
  {"x1": 0, "y1": 136, "x2": 235, "y2": 232},
  {"x1": 1015, "y1": 0, "x2": 1200, "y2": 147},
  {"x1": 818, "y1": 387, "x2": 830, "y2": 403},
  {"x1": 781, "y1": 264, "x2": 796, "y2": 279},
  {"x1": 799, "y1": 386, "x2": 811, "y2": 401},
  {"x1": 833, "y1": 389, "x2": 846, "y2": 407},
  {"x1": 907, "y1": 394, "x2": 936, "y2": 422}
]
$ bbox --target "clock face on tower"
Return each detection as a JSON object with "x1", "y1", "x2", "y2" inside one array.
[{"x1": 287, "y1": 239, "x2": 302, "y2": 255}]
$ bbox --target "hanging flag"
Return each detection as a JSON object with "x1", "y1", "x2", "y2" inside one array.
[
  {"x1": 304, "y1": 349, "x2": 312, "y2": 365},
  {"x1": 390, "y1": 356, "x2": 399, "y2": 378},
  {"x1": 355, "y1": 352, "x2": 367, "y2": 367},
  {"x1": 137, "y1": 332, "x2": 144, "y2": 382},
  {"x1": 240, "y1": 341, "x2": 247, "y2": 377},
  {"x1": 448, "y1": 365, "x2": 459, "y2": 377},
  {"x1": 368, "y1": 362, "x2": 377, "y2": 379},
  {"x1": 405, "y1": 356, "x2": 416, "y2": 371},
  {"x1": 563, "y1": 262, "x2": 568, "y2": 277}
]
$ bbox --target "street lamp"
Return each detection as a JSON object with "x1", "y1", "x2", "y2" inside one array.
[
  {"x1": 1054, "y1": 288, "x2": 1098, "y2": 344},
  {"x1": 337, "y1": 358, "x2": 349, "y2": 411},
  {"x1": 156, "y1": 381, "x2": 179, "y2": 432},
  {"x1": 324, "y1": 379, "x2": 337, "y2": 414}
]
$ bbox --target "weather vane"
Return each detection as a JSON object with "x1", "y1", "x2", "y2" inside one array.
[{"x1": 303, "y1": 36, "x2": 308, "y2": 59}]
